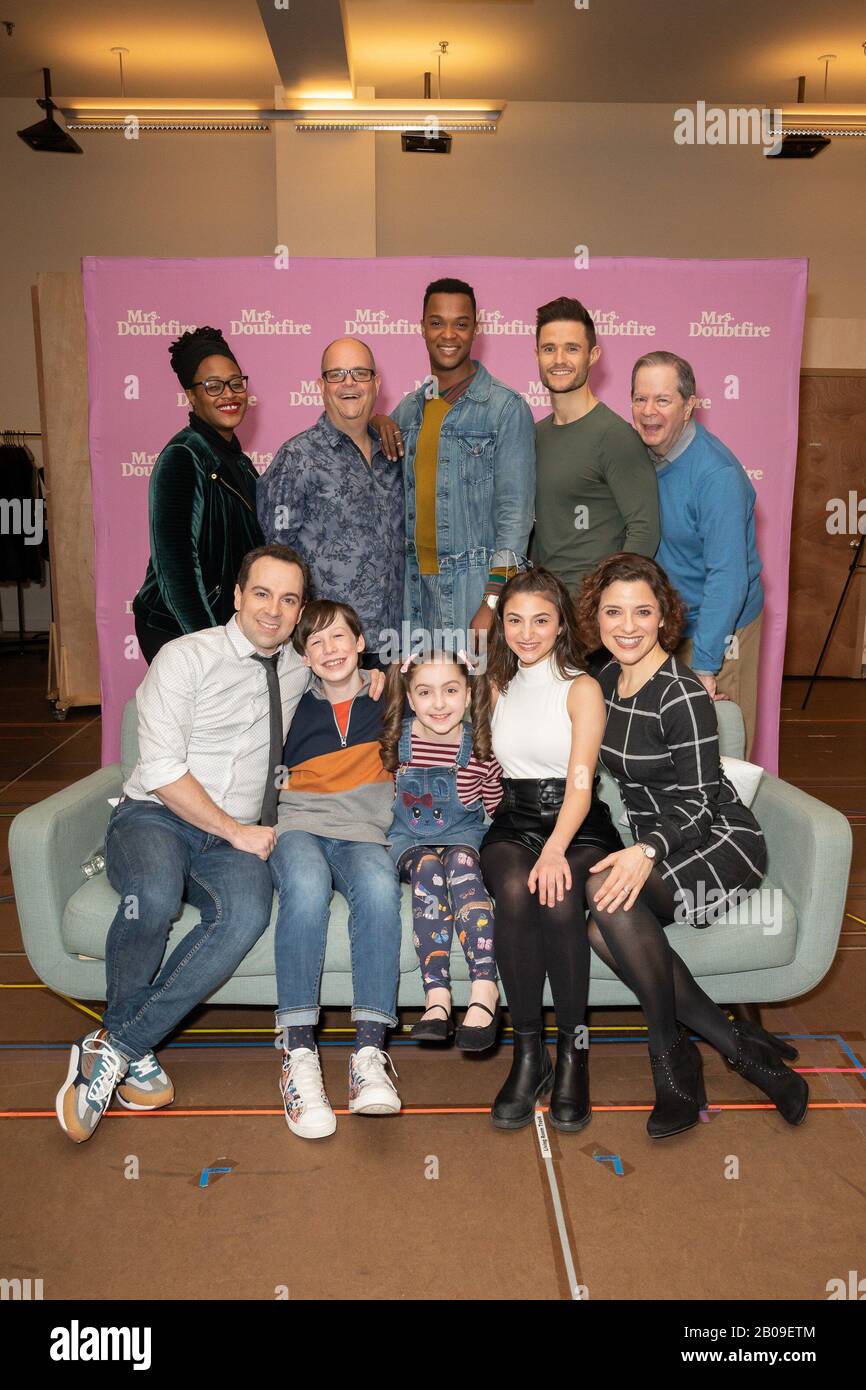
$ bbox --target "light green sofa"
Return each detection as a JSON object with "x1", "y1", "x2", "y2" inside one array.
[{"x1": 9, "y1": 699, "x2": 852, "y2": 1013}]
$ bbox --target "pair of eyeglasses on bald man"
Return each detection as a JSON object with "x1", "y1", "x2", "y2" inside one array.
[
  {"x1": 321, "y1": 367, "x2": 377, "y2": 384},
  {"x1": 192, "y1": 375, "x2": 249, "y2": 397}
]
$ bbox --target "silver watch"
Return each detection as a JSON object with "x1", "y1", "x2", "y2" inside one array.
[
  {"x1": 484, "y1": 593, "x2": 499, "y2": 610},
  {"x1": 639, "y1": 843, "x2": 657, "y2": 861}
]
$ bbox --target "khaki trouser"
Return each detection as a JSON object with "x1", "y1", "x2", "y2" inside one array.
[{"x1": 677, "y1": 610, "x2": 763, "y2": 759}]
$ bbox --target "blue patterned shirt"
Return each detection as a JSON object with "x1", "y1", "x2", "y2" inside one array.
[{"x1": 257, "y1": 413, "x2": 405, "y2": 657}]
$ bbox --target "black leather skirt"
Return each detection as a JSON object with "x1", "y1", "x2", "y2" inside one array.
[{"x1": 481, "y1": 776, "x2": 623, "y2": 858}]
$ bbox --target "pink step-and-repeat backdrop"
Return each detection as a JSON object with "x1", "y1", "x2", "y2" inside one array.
[{"x1": 83, "y1": 255, "x2": 807, "y2": 769}]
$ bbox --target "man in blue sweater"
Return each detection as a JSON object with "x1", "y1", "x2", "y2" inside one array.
[{"x1": 631, "y1": 351, "x2": 764, "y2": 755}]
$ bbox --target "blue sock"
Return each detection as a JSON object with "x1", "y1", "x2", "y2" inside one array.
[
  {"x1": 285, "y1": 1024, "x2": 316, "y2": 1052},
  {"x1": 354, "y1": 1020, "x2": 387, "y2": 1053}
]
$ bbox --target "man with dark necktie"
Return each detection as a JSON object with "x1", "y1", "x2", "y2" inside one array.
[{"x1": 56, "y1": 545, "x2": 315, "y2": 1142}]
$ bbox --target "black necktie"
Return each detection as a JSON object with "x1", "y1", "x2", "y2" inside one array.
[{"x1": 251, "y1": 652, "x2": 282, "y2": 827}]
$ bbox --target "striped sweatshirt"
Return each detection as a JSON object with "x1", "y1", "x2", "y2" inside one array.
[{"x1": 276, "y1": 670, "x2": 394, "y2": 844}]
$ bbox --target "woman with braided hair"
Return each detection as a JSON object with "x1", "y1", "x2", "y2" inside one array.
[{"x1": 133, "y1": 326, "x2": 264, "y2": 662}]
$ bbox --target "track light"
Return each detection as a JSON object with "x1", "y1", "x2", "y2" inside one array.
[{"x1": 17, "y1": 68, "x2": 82, "y2": 153}]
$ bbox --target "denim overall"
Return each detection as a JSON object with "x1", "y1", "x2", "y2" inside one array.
[{"x1": 387, "y1": 718, "x2": 486, "y2": 868}]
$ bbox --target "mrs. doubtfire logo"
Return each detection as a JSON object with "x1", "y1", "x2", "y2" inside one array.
[
  {"x1": 523, "y1": 380, "x2": 551, "y2": 408},
  {"x1": 689, "y1": 310, "x2": 771, "y2": 338},
  {"x1": 345, "y1": 310, "x2": 422, "y2": 335},
  {"x1": 589, "y1": 309, "x2": 656, "y2": 337},
  {"x1": 229, "y1": 309, "x2": 311, "y2": 335},
  {"x1": 288, "y1": 379, "x2": 323, "y2": 407},
  {"x1": 116, "y1": 310, "x2": 196, "y2": 335},
  {"x1": 120, "y1": 450, "x2": 157, "y2": 477},
  {"x1": 475, "y1": 309, "x2": 534, "y2": 336}
]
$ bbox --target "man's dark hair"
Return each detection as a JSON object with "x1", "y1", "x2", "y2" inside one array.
[
  {"x1": 237, "y1": 544, "x2": 311, "y2": 600},
  {"x1": 535, "y1": 296, "x2": 597, "y2": 351},
  {"x1": 422, "y1": 278, "x2": 477, "y2": 318}
]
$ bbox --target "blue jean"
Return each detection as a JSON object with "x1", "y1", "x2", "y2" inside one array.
[
  {"x1": 102, "y1": 798, "x2": 273, "y2": 1060},
  {"x1": 270, "y1": 830, "x2": 401, "y2": 1027}
]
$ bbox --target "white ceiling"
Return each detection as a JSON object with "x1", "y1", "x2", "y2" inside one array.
[{"x1": 1, "y1": 0, "x2": 864, "y2": 104}]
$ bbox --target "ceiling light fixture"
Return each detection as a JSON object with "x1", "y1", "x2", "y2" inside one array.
[
  {"x1": 18, "y1": 68, "x2": 82, "y2": 153},
  {"x1": 60, "y1": 98, "x2": 505, "y2": 135}
]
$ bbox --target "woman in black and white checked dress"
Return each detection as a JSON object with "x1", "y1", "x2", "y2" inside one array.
[
  {"x1": 574, "y1": 553, "x2": 808, "y2": 1138},
  {"x1": 597, "y1": 656, "x2": 766, "y2": 922}
]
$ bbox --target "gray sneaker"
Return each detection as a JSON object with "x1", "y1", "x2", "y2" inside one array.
[
  {"x1": 116, "y1": 1052, "x2": 175, "y2": 1111},
  {"x1": 56, "y1": 1028, "x2": 129, "y2": 1143}
]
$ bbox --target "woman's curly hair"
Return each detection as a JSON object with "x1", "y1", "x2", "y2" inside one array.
[{"x1": 575, "y1": 552, "x2": 687, "y2": 655}]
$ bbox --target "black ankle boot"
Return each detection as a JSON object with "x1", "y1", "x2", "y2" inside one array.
[
  {"x1": 491, "y1": 1029, "x2": 553, "y2": 1130},
  {"x1": 725, "y1": 1020, "x2": 808, "y2": 1125},
  {"x1": 549, "y1": 1030, "x2": 591, "y2": 1132},
  {"x1": 648, "y1": 1027, "x2": 706, "y2": 1139},
  {"x1": 728, "y1": 1017, "x2": 799, "y2": 1062}
]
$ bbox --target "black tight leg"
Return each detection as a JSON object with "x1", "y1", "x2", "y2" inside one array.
[
  {"x1": 481, "y1": 841, "x2": 600, "y2": 1032},
  {"x1": 586, "y1": 869, "x2": 737, "y2": 1056}
]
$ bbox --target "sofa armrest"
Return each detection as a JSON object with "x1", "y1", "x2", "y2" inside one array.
[
  {"x1": 9, "y1": 766, "x2": 122, "y2": 993},
  {"x1": 752, "y1": 772, "x2": 852, "y2": 993}
]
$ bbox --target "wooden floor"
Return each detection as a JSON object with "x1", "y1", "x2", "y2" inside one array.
[{"x1": 1, "y1": 643, "x2": 864, "y2": 1302}]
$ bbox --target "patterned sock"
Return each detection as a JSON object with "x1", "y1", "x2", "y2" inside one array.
[
  {"x1": 354, "y1": 1020, "x2": 387, "y2": 1053},
  {"x1": 285, "y1": 1024, "x2": 316, "y2": 1052}
]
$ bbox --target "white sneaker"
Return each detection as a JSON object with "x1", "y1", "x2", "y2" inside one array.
[
  {"x1": 280, "y1": 1048, "x2": 336, "y2": 1139},
  {"x1": 348, "y1": 1047, "x2": 401, "y2": 1116}
]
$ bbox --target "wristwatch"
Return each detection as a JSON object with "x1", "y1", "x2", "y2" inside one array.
[
  {"x1": 483, "y1": 593, "x2": 499, "y2": 610},
  {"x1": 639, "y1": 843, "x2": 657, "y2": 861}
]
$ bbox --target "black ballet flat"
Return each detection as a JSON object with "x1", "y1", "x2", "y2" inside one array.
[
  {"x1": 410, "y1": 1003, "x2": 455, "y2": 1043},
  {"x1": 456, "y1": 1001, "x2": 500, "y2": 1053}
]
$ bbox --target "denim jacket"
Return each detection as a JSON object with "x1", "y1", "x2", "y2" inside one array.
[{"x1": 392, "y1": 362, "x2": 536, "y2": 578}]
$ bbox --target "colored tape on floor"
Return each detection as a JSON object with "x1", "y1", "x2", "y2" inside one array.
[{"x1": 533, "y1": 1108, "x2": 585, "y2": 1300}]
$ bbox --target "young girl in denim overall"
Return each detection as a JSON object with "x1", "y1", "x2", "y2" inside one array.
[{"x1": 381, "y1": 650, "x2": 502, "y2": 1050}]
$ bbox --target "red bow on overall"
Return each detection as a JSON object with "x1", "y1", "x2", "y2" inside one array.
[{"x1": 402, "y1": 791, "x2": 434, "y2": 808}]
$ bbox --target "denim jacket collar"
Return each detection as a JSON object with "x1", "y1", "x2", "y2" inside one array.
[{"x1": 402, "y1": 360, "x2": 493, "y2": 426}]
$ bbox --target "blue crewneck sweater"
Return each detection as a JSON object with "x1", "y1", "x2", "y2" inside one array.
[{"x1": 654, "y1": 422, "x2": 763, "y2": 672}]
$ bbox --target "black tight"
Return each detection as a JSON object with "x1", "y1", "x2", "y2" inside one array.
[
  {"x1": 481, "y1": 842, "x2": 600, "y2": 1032},
  {"x1": 586, "y1": 868, "x2": 737, "y2": 1056}
]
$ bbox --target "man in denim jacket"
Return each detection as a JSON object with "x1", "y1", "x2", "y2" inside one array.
[{"x1": 377, "y1": 279, "x2": 535, "y2": 652}]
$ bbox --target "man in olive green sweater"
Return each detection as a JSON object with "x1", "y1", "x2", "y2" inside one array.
[{"x1": 531, "y1": 297, "x2": 660, "y2": 598}]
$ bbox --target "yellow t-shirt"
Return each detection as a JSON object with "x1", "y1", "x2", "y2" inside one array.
[{"x1": 413, "y1": 396, "x2": 451, "y2": 575}]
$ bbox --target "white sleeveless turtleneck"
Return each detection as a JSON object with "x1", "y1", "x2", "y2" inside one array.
[{"x1": 490, "y1": 655, "x2": 583, "y2": 779}]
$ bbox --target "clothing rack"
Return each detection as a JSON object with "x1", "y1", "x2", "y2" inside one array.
[{"x1": 0, "y1": 429, "x2": 50, "y2": 657}]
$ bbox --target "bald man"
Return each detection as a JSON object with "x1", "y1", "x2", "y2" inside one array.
[{"x1": 258, "y1": 339, "x2": 404, "y2": 663}]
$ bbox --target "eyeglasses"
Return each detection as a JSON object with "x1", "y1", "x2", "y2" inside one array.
[
  {"x1": 192, "y1": 375, "x2": 249, "y2": 397},
  {"x1": 321, "y1": 367, "x2": 377, "y2": 384}
]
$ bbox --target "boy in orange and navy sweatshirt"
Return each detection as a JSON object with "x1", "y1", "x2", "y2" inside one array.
[{"x1": 269, "y1": 600, "x2": 401, "y2": 1140}]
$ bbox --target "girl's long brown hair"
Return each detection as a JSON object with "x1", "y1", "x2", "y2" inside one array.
[
  {"x1": 380, "y1": 650, "x2": 492, "y2": 772},
  {"x1": 474, "y1": 567, "x2": 586, "y2": 752}
]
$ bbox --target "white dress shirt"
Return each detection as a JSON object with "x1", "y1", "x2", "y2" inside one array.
[{"x1": 123, "y1": 615, "x2": 311, "y2": 823}]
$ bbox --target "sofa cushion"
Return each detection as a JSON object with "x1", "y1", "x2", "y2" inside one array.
[
  {"x1": 62, "y1": 869, "x2": 795, "y2": 983},
  {"x1": 63, "y1": 877, "x2": 423, "y2": 977}
]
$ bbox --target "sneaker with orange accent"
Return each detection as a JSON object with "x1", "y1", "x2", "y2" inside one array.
[
  {"x1": 55, "y1": 1027, "x2": 129, "y2": 1144},
  {"x1": 116, "y1": 1052, "x2": 175, "y2": 1111}
]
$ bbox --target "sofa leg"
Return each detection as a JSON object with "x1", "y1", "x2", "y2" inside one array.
[{"x1": 727, "y1": 1002, "x2": 763, "y2": 1025}]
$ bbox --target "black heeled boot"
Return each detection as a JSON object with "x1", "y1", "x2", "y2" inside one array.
[
  {"x1": 725, "y1": 1020, "x2": 808, "y2": 1125},
  {"x1": 728, "y1": 1017, "x2": 799, "y2": 1062},
  {"x1": 648, "y1": 1027, "x2": 707, "y2": 1139},
  {"x1": 491, "y1": 1028, "x2": 553, "y2": 1130},
  {"x1": 549, "y1": 1030, "x2": 591, "y2": 1132}
]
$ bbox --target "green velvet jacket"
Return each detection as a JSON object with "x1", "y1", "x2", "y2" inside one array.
[{"x1": 133, "y1": 420, "x2": 264, "y2": 638}]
